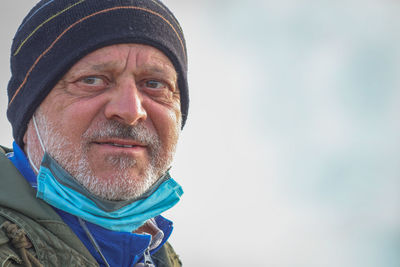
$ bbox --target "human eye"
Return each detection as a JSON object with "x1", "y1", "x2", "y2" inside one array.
[
  {"x1": 139, "y1": 78, "x2": 177, "y2": 102},
  {"x1": 79, "y1": 76, "x2": 106, "y2": 86},
  {"x1": 144, "y1": 80, "x2": 168, "y2": 90}
]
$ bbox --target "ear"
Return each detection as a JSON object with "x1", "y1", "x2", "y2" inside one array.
[
  {"x1": 23, "y1": 129, "x2": 28, "y2": 144},
  {"x1": 23, "y1": 120, "x2": 32, "y2": 145}
]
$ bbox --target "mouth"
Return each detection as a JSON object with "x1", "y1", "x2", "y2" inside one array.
[
  {"x1": 92, "y1": 139, "x2": 146, "y2": 149},
  {"x1": 95, "y1": 142, "x2": 137, "y2": 148}
]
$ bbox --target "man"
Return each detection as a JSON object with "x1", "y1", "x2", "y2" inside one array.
[{"x1": 0, "y1": 0, "x2": 188, "y2": 266}]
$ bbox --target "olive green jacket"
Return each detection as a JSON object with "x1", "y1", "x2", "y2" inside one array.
[{"x1": 0, "y1": 148, "x2": 181, "y2": 267}]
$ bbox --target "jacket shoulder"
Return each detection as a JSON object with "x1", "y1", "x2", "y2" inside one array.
[
  {"x1": 152, "y1": 242, "x2": 182, "y2": 267},
  {"x1": 0, "y1": 206, "x2": 98, "y2": 267}
]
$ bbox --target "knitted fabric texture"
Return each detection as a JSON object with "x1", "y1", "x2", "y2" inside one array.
[{"x1": 7, "y1": 0, "x2": 188, "y2": 147}]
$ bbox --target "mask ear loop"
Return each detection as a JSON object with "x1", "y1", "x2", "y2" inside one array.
[
  {"x1": 27, "y1": 146, "x2": 39, "y2": 174},
  {"x1": 27, "y1": 114, "x2": 46, "y2": 174},
  {"x1": 32, "y1": 114, "x2": 45, "y2": 152}
]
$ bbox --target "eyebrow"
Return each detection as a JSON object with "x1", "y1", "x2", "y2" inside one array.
[
  {"x1": 91, "y1": 62, "x2": 176, "y2": 76},
  {"x1": 91, "y1": 61, "x2": 119, "y2": 71},
  {"x1": 142, "y1": 65, "x2": 177, "y2": 78}
]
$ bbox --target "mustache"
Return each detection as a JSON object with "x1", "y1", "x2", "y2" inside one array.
[{"x1": 82, "y1": 120, "x2": 159, "y2": 146}]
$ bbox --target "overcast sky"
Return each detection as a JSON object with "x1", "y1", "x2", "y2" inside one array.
[{"x1": 1, "y1": 1, "x2": 400, "y2": 266}]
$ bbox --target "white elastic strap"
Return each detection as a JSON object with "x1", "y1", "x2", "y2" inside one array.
[
  {"x1": 79, "y1": 218, "x2": 111, "y2": 267},
  {"x1": 26, "y1": 145, "x2": 39, "y2": 174},
  {"x1": 32, "y1": 114, "x2": 45, "y2": 153}
]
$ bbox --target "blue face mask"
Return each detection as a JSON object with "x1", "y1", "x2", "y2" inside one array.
[{"x1": 28, "y1": 115, "x2": 183, "y2": 232}]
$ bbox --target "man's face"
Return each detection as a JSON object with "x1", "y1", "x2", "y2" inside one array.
[{"x1": 24, "y1": 44, "x2": 181, "y2": 200}]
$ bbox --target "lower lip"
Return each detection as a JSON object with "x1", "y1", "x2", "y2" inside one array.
[{"x1": 92, "y1": 143, "x2": 147, "y2": 153}]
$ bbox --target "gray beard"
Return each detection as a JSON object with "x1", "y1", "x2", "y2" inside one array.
[{"x1": 29, "y1": 111, "x2": 178, "y2": 201}]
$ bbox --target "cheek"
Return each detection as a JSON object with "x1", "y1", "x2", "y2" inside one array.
[
  {"x1": 42, "y1": 88, "x2": 109, "y2": 126},
  {"x1": 150, "y1": 105, "x2": 181, "y2": 149},
  {"x1": 47, "y1": 99, "x2": 107, "y2": 144}
]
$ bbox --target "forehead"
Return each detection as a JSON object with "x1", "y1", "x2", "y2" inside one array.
[{"x1": 70, "y1": 43, "x2": 177, "y2": 75}]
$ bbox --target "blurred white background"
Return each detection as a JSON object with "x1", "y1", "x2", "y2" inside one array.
[{"x1": 1, "y1": 1, "x2": 400, "y2": 266}]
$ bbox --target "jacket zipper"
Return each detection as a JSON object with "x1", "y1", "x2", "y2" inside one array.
[
  {"x1": 143, "y1": 247, "x2": 155, "y2": 267},
  {"x1": 80, "y1": 218, "x2": 156, "y2": 267}
]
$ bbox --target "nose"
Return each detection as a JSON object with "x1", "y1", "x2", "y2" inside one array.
[{"x1": 104, "y1": 78, "x2": 147, "y2": 125}]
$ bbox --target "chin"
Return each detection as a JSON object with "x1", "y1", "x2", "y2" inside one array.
[{"x1": 78, "y1": 166, "x2": 159, "y2": 201}]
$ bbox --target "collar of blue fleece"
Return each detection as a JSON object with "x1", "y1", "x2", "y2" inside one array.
[{"x1": 7, "y1": 141, "x2": 173, "y2": 267}]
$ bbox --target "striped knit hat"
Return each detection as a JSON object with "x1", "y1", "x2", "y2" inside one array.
[{"x1": 7, "y1": 0, "x2": 188, "y2": 147}]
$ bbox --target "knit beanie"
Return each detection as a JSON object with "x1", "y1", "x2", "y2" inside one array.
[{"x1": 7, "y1": 0, "x2": 188, "y2": 147}]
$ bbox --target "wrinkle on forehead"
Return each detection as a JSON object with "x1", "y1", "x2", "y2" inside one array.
[
  {"x1": 126, "y1": 45, "x2": 177, "y2": 79},
  {"x1": 77, "y1": 44, "x2": 177, "y2": 80}
]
